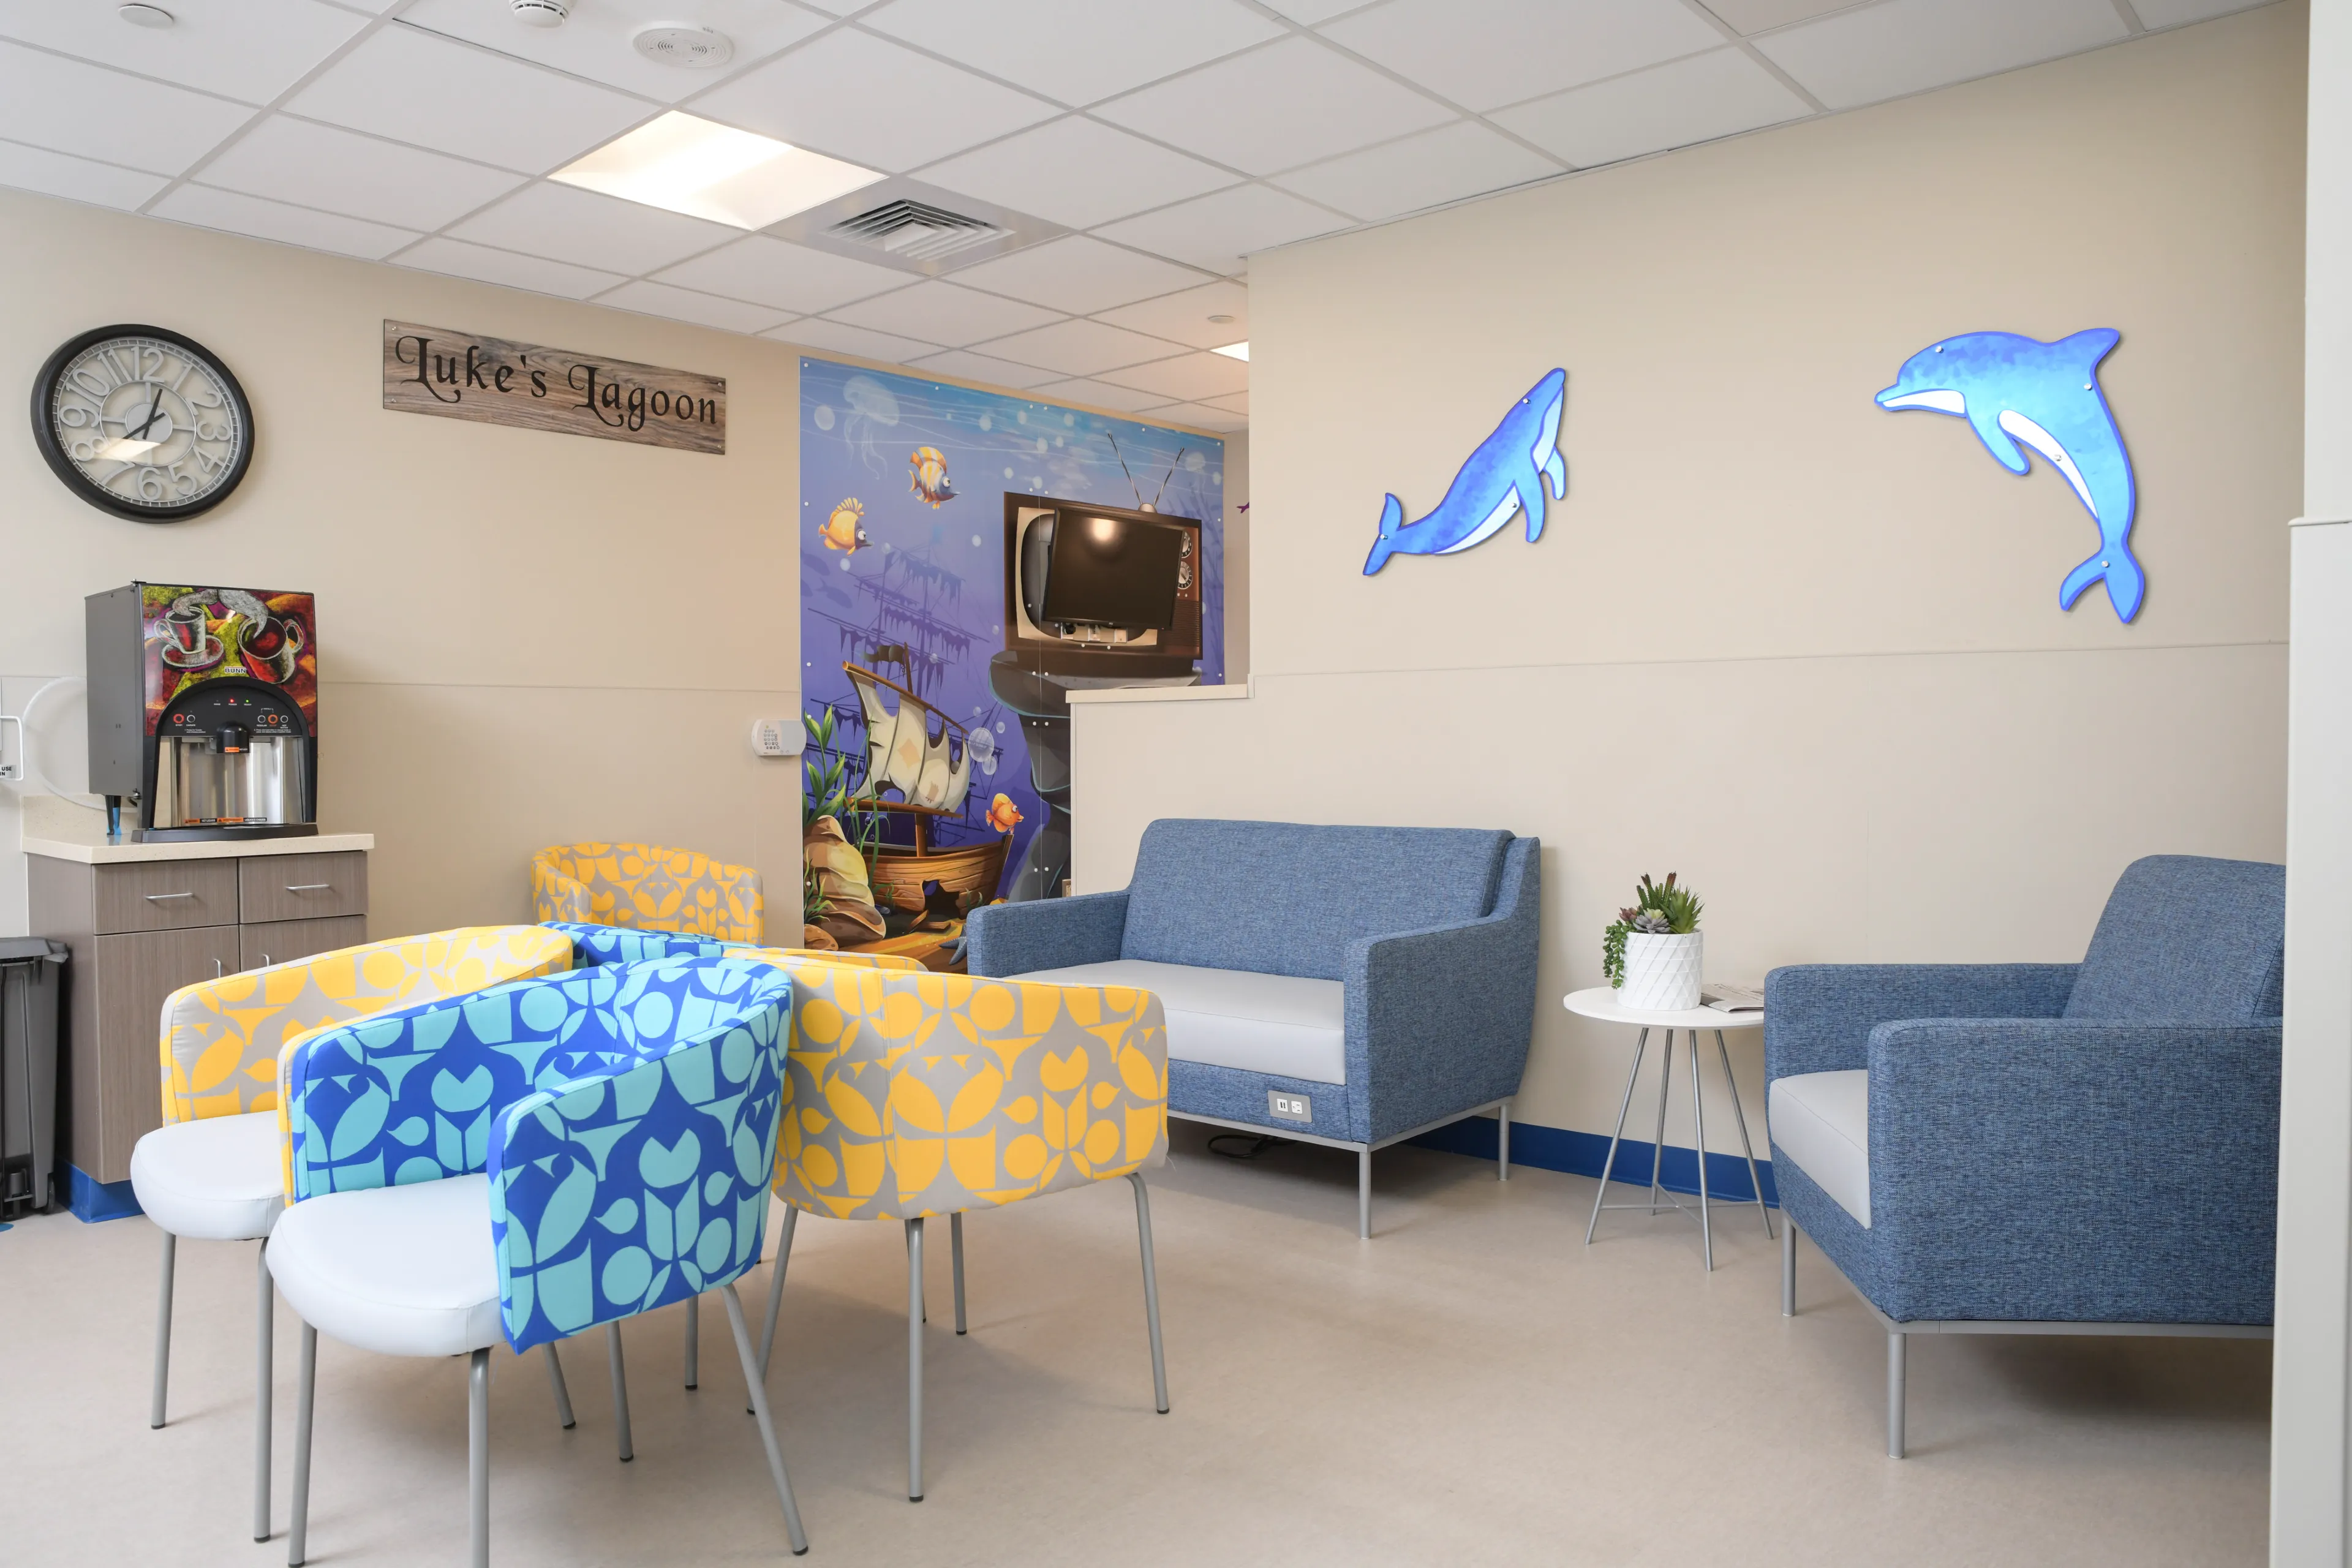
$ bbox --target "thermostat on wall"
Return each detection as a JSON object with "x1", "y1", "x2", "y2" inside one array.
[{"x1": 750, "y1": 718, "x2": 800, "y2": 758}]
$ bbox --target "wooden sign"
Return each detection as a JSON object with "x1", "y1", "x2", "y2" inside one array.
[{"x1": 382, "y1": 321, "x2": 725, "y2": 454}]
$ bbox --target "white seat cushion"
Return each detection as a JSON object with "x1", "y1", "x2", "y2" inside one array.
[
  {"x1": 1768, "y1": 1069, "x2": 1870, "y2": 1228},
  {"x1": 266, "y1": 1174, "x2": 501, "y2": 1359},
  {"x1": 1011, "y1": 959, "x2": 1347, "y2": 1085},
  {"x1": 129, "y1": 1112, "x2": 287, "y2": 1242}
]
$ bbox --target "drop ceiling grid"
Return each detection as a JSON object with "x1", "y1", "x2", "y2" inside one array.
[{"x1": 0, "y1": 0, "x2": 2280, "y2": 432}]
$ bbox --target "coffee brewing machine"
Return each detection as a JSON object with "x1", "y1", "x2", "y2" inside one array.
[{"x1": 86, "y1": 583, "x2": 319, "y2": 842}]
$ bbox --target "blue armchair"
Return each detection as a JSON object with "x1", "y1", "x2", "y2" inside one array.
[
  {"x1": 1766, "y1": 854, "x2": 2284, "y2": 1457},
  {"x1": 968, "y1": 818, "x2": 1541, "y2": 1237}
]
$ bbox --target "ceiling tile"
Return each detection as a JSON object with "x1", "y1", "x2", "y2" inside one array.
[
  {"x1": 1755, "y1": 0, "x2": 2127, "y2": 111},
  {"x1": 450, "y1": 181, "x2": 737, "y2": 275},
  {"x1": 594, "y1": 280, "x2": 794, "y2": 334},
  {"x1": 1322, "y1": 0, "x2": 1724, "y2": 114},
  {"x1": 654, "y1": 235, "x2": 911, "y2": 314},
  {"x1": 948, "y1": 236, "x2": 1210, "y2": 315},
  {"x1": 914, "y1": 117, "x2": 1237, "y2": 230},
  {"x1": 2130, "y1": 0, "x2": 2273, "y2": 24},
  {"x1": 1146, "y1": 400, "x2": 1246, "y2": 432},
  {"x1": 1695, "y1": 0, "x2": 1861, "y2": 32},
  {"x1": 827, "y1": 281, "x2": 1062, "y2": 347},
  {"x1": 1100, "y1": 351, "x2": 1248, "y2": 402},
  {"x1": 905, "y1": 349, "x2": 1063, "y2": 390},
  {"x1": 1092, "y1": 37, "x2": 1453, "y2": 176},
  {"x1": 1259, "y1": 0, "x2": 1379, "y2": 20},
  {"x1": 1271, "y1": 121, "x2": 1559, "y2": 222},
  {"x1": 151, "y1": 183, "x2": 420, "y2": 260},
  {"x1": 972, "y1": 318, "x2": 1184, "y2": 377},
  {"x1": 790, "y1": 0, "x2": 864, "y2": 12},
  {"x1": 1093, "y1": 184, "x2": 1346, "y2": 275},
  {"x1": 0, "y1": 40, "x2": 252, "y2": 175},
  {"x1": 196, "y1": 115, "x2": 526, "y2": 231},
  {"x1": 1493, "y1": 47, "x2": 1811, "y2": 169},
  {"x1": 0, "y1": 140, "x2": 169, "y2": 211},
  {"x1": 282, "y1": 23, "x2": 652, "y2": 173},
  {"x1": 692, "y1": 29, "x2": 1058, "y2": 174},
  {"x1": 398, "y1": 0, "x2": 827, "y2": 104},
  {"x1": 0, "y1": 0, "x2": 367, "y2": 106},
  {"x1": 862, "y1": 0, "x2": 1283, "y2": 106},
  {"x1": 1031, "y1": 377, "x2": 1186, "y2": 414},
  {"x1": 1205, "y1": 390, "x2": 1248, "y2": 413},
  {"x1": 394, "y1": 236, "x2": 629, "y2": 300},
  {"x1": 1093, "y1": 280, "x2": 1250, "y2": 349},
  {"x1": 769, "y1": 317, "x2": 945, "y2": 365}
]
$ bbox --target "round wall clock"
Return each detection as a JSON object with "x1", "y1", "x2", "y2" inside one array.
[{"x1": 31, "y1": 325, "x2": 254, "y2": 522}]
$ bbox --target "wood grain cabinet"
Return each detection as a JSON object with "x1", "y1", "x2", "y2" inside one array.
[{"x1": 31, "y1": 847, "x2": 370, "y2": 1186}]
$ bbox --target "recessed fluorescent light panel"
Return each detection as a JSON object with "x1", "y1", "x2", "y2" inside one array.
[
  {"x1": 1211, "y1": 341, "x2": 1248, "y2": 361},
  {"x1": 552, "y1": 112, "x2": 883, "y2": 231}
]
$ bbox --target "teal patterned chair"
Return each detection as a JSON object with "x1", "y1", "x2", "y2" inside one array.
[{"x1": 265, "y1": 957, "x2": 807, "y2": 1566}]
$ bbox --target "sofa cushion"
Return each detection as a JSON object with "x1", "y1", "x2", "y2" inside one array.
[
  {"x1": 1012, "y1": 959, "x2": 1346, "y2": 1085},
  {"x1": 1768, "y1": 1069, "x2": 1869, "y2": 1227},
  {"x1": 2064, "y1": 855, "x2": 2286, "y2": 1023},
  {"x1": 1119, "y1": 820, "x2": 1512, "y2": 981}
]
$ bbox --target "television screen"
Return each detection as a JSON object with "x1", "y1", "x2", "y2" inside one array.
[{"x1": 1032, "y1": 510, "x2": 1184, "y2": 631}]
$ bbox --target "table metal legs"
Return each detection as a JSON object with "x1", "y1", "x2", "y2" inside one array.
[
  {"x1": 1585, "y1": 1027, "x2": 1771, "y2": 1271},
  {"x1": 1586, "y1": 1029, "x2": 1650, "y2": 1243},
  {"x1": 1716, "y1": 1030, "x2": 1775, "y2": 1242}
]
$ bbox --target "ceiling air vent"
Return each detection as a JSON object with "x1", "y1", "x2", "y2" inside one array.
[{"x1": 826, "y1": 198, "x2": 1007, "y2": 263}]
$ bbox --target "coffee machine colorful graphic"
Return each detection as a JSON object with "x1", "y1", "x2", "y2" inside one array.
[{"x1": 86, "y1": 583, "x2": 319, "y2": 841}]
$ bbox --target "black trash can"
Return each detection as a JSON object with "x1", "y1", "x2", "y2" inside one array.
[{"x1": 1, "y1": 938, "x2": 68, "y2": 1219}]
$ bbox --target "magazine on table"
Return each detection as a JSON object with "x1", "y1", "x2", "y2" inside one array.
[{"x1": 1700, "y1": 982, "x2": 1765, "y2": 1013}]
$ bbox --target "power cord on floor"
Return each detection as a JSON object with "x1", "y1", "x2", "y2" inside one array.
[{"x1": 1205, "y1": 1133, "x2": 1287, "y2": 1161}]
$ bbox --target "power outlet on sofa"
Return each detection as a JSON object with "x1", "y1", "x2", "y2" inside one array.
[{"x1": 1267, "y1": 1091, "x2": 1312, "y2": 1123}]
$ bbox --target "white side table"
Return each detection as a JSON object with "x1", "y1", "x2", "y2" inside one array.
[{"x1": 1564, "y1": 987, "x2": 1774, "y2": 1271}]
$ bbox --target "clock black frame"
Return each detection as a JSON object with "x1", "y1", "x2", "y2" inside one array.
[{"x1": 31, "y1": 323, "x2": 255, "y2": 524}]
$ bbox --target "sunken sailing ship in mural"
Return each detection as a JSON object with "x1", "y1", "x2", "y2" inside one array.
[{"x1": 842, "y1": 662, "x2": 1013, "y2": 918}]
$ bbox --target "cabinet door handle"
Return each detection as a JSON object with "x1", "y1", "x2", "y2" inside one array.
[
  {"x1": 214, "y1": 959, "x2": 224, "y2": 978},
  {"x1": 284, "y1": 883, "x2": 331, "y2": 892},
  {"x1": 260, "y1": 954, "x2": 273, "y2": 967},
  {"x1": 145, "y1": 891, "x2": 195, "y2": 902}
]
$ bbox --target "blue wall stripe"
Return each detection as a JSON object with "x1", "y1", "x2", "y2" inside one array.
[
  {"x1": 69, "y1": 1166, "x2": 143, "y2": 1224},
  {"x1": 1410, "y1": 1113, "x2": 1781, "y2": 1207}
]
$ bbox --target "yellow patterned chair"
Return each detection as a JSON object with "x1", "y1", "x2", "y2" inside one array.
[
  {"x1": 127, "y1": 926, "x2": 571, "y2": 1544},
  {"x1": 532, "y1": 843, "x2": 763, "y2": 943},
  {"x1": 748, "y1": 957, "x2": 1170, "y2": 1501}
]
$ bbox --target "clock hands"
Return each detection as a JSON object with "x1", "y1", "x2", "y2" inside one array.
[{"x1": 129, "y1": 384, "x2": 165, "y2": 442}]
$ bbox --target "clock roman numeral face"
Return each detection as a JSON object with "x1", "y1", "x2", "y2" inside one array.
[{"x1": 47, "y1": 336, "x2": 245, "y2": 513}]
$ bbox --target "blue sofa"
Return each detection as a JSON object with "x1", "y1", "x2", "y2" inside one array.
[
  {"x1": 1765, "y1": 854, "x2": 2284, "y2": 1457},
  {"x1": 966, "y1": 818, "x2": 1540, "y2": 1237}
]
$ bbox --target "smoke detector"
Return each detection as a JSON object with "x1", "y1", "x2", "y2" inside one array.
[
  {"x1": 633, "y1": 24, "x2": 734, "y2": 68},
  {"x1": 118, "y1": 4, "x2": 174, "y2": 26},
  {"x1": 511, "y1": 0, "x2": 569, "y2": 26}
]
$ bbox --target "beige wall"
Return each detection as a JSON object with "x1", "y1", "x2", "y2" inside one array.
[
  {"x1": 0, "y1": 188, "x2": 805, "y2": 940},
  {"x1": 1071, "y1": 6, "x2": 2305, "y2": 1152}
]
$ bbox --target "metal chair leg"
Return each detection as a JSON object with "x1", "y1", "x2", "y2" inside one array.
[
  {"x1": 1586, "y1": 1030, "x2": 1648, "y2": 1244},
  {"x1": 684, "y1": 1294, "x2": 699, "y2": 1390},
  {"x1": 255, "y1": 1238, "x2": 274, "y2": 1542},
  {"x1": 287, "y1": 1323, "x2": 316, "y2": 1567},
  {"x1": 606, "y1": 1322, "x2": 633, "y2": 1462},
  {"x1": 1689, "y1": 1031, "x2": 1713, "y2": 1271},
  {"x1": 950, "y1": 1212, "x2": 967, "y2": 1335},
  {"x1": 1715, "y1": 1030, "x2": 1774, "y2": 1240},
  {"x1": 150, "y1": 1231, "x2": 176, "y2": 1429},
  {"x1": 1498, "y1": 1101, "x2": 1510, "y2": 1181},
  {"x1": 1648, "y1": 1032, "x2": 1675, "y2": 1212},
  {"x1": 1357, "y1": 1148, "x2": 1371, "y2": 1240},
  {"x1": 721, "y1": 1283, "x2": 810, "y2": 1555},
  {"x1": 544, "y1": 1342, "x2": 576, "y2": 1429},
  {"x1": 906, "y1": 1217, "x2": 925, "y2": 1502},
  {"x1": 753, "y1": 1206, "x2": 797, "y2": 1413},
  {"x1": 1781, "y1": 1219, "x2": 1797, "y2": 1317},
  {"x1": 468, "y1": 1347, "x2": 490, "y2": 1568},
  {"x1": 1887, "y1": 1331, "x2": 1907, "y2": 1459},
  {"x1": 1128, "y1": 1172, "x2": 1169, "y2": 1414}
]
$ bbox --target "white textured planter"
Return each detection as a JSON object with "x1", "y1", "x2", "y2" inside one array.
[{"x1": 1618, "y1": 931, "x2": 1703, "y2": 1011}]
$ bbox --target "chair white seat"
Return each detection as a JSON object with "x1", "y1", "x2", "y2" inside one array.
[
  {"x1": 267, "y1": 1175, "x2": 501, "y2": 1359},
  {"x1": 1768, "y1": 1069, "x2": 1871, "y2": 1227},
  {"x1": 1011, "y1": 959, "x2": 1346, "y2": 1085},
  {"x1": 129, "y1": 1111, "x2": 287, "y2": 1242}
]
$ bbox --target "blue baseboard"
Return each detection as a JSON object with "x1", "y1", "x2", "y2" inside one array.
[
  {"x1": 1411, "y1": 1113, "x2": 1779, "y2": 1207},
  {"x1": 69, "y1": 1167, "x2": 143, "y2": 1223}
]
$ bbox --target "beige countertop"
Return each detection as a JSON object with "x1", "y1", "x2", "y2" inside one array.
[{"x1": 18, "y1": 795, "x2": 372, "y2": 864}]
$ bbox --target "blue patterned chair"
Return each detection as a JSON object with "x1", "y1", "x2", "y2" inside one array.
[
  {"x1": 1766, "y1": 854, "x2": 2285, "y2": 1458},
  {"x1": 266, "y1": 957, "x2": 808, "y2": 1564},
  {"x1": 967, "y1": 819, "x2": 1540, "y2": 1237}
]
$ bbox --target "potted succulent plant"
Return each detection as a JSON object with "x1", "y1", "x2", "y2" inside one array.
[{"x1": 1602, "y1": 872, "x2": 1705, "y2": 1011}]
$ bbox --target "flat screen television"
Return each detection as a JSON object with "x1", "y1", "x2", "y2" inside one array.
[{"x1": 1020, "y1": 509, "x2": 1185, "y2": 632}]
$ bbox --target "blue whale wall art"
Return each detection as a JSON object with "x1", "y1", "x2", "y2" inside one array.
[
  {"x1": 1877, "y1": 329, "x2": 2143, "y2": 622},
  {"x1": 1363, "y1": 368, "x2": 1567, "y2": 575}
]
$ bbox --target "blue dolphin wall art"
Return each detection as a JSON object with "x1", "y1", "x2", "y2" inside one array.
[
  {"x1": 1364, "y1": 368, "x2": 1567, "y2": 575},
  {"x1": 1877, "y1": 329, "x2": 2143, "y2": 622}
]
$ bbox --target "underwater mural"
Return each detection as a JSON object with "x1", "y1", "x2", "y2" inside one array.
[
  {"x1": 799, "y1": 356, "x2": 1225, "y2": 964},
  {"x1": 1877, "y1": 329, "x2": 2143, "y2": 623}
]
